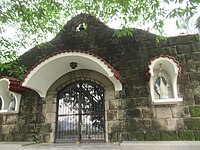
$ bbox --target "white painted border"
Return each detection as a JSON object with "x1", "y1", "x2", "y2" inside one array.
[
  {"x1": 0, "y1": 78, "x2": 21, "y2": 114},
  {"x1": 148, "y1": 57, "x2": 183, "y2": 104},
  {"x1": 22, "y1": 52, "x2": 123, "y2": 97}
]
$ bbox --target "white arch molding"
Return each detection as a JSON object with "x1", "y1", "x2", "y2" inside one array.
[{"x1": 22, "y1": 50, "x2": 124, "y2": 97}]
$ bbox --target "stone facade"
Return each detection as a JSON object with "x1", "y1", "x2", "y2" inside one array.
[
  {"x1": 0, "y1": 91, "x2": 51, "y2": 142},
  {"x1": 1, "y1": 14, "x2": 200, "y2": 142}
]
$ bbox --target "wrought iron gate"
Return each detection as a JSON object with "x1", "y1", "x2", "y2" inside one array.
[{"x1": 56, "y1": 80, "x2": 105, "y2": 142}]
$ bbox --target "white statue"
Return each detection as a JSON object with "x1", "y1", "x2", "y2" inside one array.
[
  {"x1": 8, "y1": 93, "x2": 15, "y2": 110},
  {"x1": 155, "y1": 64, "x2": 169, "y2": 99}
]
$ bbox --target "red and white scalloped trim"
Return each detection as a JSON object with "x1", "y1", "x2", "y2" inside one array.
[
  {"x1": 146, "y1": 55, "x2": 182, "y2": 78},
  {"x1": 22, "y1": 50, "x2": 124, "y2": 85}
]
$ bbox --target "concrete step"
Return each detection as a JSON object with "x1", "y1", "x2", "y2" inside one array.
[
  {"x1": 121, "y1": 141, "x2": 200, "y2": 150},
  {"x1": 2, "y1": 141, "x2": 200, "y2": 150},
  {"x1": 0, "y1": 142, "x2": 120, "y2": 150}
]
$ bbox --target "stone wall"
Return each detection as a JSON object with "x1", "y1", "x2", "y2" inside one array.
[
  {"x1": 1, "y1": 14, "x2": 200, "y2": 142},
  {"x1": 0, "y1": 91, "x2": 51, "y2": 142}
]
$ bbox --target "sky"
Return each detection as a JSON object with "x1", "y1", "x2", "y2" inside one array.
[
  {"x1": 2, "y1": 1, "x2": 200, "y2": 55},
  {"x1": 107, "y1": 2, "x2": 200, "y2": 37}
]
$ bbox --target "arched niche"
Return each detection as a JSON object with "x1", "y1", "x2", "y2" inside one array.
[
  {"x1": 147, "y1": 55, "x2": 183, "y2": 105},
  {"x1": 0, "y1": 78, "x2": 22, "y2": 113}
]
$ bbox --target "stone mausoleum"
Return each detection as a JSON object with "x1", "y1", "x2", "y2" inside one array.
[{"x1": 0, "y1": 14, "x2": 200, "y2": 143}]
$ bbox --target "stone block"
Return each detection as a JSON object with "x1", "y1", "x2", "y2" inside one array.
[
  {"x1": 26, "y1": 97, "x2": 37, "y2": 106},
  {"x1": 190, "y1": 106, "x2": 200, "y2": 117},
  {"x1": 125, "y1": 119, "x2": 138, "y2": 131},
  {"x1": 152, "y1": 119, "x2": 167, "y2": 130},
  {"x1": 178, "y1": 130, "x2": 195, "y2": 140},
  {"x1": 177, "y1": 44, "x2": 191, "y2": 54},
  {"x1": 29, "y1": 114, "x2": 37, "y2": 123},
  {"x1": 20, "y1": 124, "x2": 29, "y2": 133},
  {"x1": 6, "y1": 115, "x2": 18, "y2": 124},
  {"x1": 185, "y1": 52, "x2": 200, "y2": 62},
  {"x1": 24, "y1": 134, "x2": 34, "y2": 141},
  {"x1": 191, "y1": 42, "x2": 200, "y2": 52},
  {"x1": 129, "y1": 131, "x2": 144, "y2": 141},
  {"x1": 184, "y1": 118, "x2": 200, "y2": 130},
  {"x1": 14, "y1": 134, "x2": 24, "y2": 141},
  {"x1": 107, "y1": 110, "x2": 117, "y2": 121},
  {"x1": 117, "y1": 99, "x2": 126, "y2": 109},
  {"x1": 171, "y1": 106, "x2": 189, "y2": 118},
  {"x1": 182, "y1": 94, "x2": 195, "y2": 105},
  {"x1": 160, "y1": 131, "x2": 177, "y2": 141},
  {"x1": 42, "y1": 133, "x2": 50, "y2": 142},
  {"x1": 29, "y1": 124, "x2": 36, "y2": 133},
  {"x1": 167, "y1": 118, "x2": 184, "y2": 130},
  {"x1": 181, "y1": 35, "x2": 198, "y2": 43},
  {"x1": 40, "y1": 123, "x2": 51, "y2": 132},
  {"x1": 142, "y1": 108, "x2": 154, "y2": 119},
  {"x1": 45, "y1": 113, "x2": 56, "y2": 123},
  {"x1": 2, "y1": 125, "x2": 10, "y2": 134},
  {"x1": 181, "y1": 63, "x2": 196, "y2": 73},
  {"x1": 196, "y1": 62, "x2": 200, "y2": 72},
  {"x1": 118, "y1": 132, "x2": 129, "y2": 142},
  {"x1": 109, "y1": 121, "x2": 124, "y2": 132},
  {"x1": 160, "y1": 46, "x2": 177, "y2": 55},
  {"x1": 178, "y1": 74, "x2": 190, "y2": 84},
  {"x1": 190, "y1": 72, "x2": 200, "y2": 82},
  {"x1": 144, "y1": 131, "x2": 160, "y2": 141},
  {"x1": 126, "y1": 109, "x2": 142, "y2": 119},
  {"x1": 45, "y1": 104, "x2": 57, "y2": 113},
  {"x1": 4, "y1": 135, "x2": 14, "y2": 141},
  {"x1": 0, "y1": 135, "x2": 4, "y2": 141},
  {"x1": 194, "y1": 131, "x2": 200, "y2": 140},
  {"x1": 37, "y1": 114, "x2": 45, "y2": 123},
  {"x1": 109, "y1": 132, "x2": 119, "y2": 142},
  {"x1": 126, "y1": 98, "x2": 150, "y2": 108},
  {"x1": 130, "y1": 88, "x2": 149, "y2": 98},
  {"x1": 137, "y1": 120, "x2": 151, "y2": 130},
  {"x1": 117, "y1": 110, "x2": 126, "y2": 120},
  {"x1": 3, "y1": 116, "x2": 7, "y2": 124},
  {"x1": 109, "y1": 100, "x2": 118, "y2": 110},
  {"x1": 168, "y1": 36, "x2": 182, "y2": 46},
  {"x1": 185, "y1": 83, "x2": 200, "y2": 95},
  {"x1": 104, "y1": 90, "x2": 115, "y2": 100},
  {"x1": 155, "y1": 106, "x2": 172, "y2": 119},
  {"x1": 176, "y1": 54, "x2": 186, "y2": 63},
  {"x1": 194, "y1": 94, "x2": 200, "y2": 105},
  {"x1": 152, "y1": 119, "x2": 184, "y2": 131}
]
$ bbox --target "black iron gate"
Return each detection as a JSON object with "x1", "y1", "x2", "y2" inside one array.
[{"x1": 56, "y1": 80, "x2": 105, "y2": 142}]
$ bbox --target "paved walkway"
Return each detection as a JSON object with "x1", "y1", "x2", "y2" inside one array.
[
  {"x1": 0, "y1": 142, "x2": 120, "y2": 150},
  {"x1": 1, "y1": 141, "x2": 200, "y2": 150}
]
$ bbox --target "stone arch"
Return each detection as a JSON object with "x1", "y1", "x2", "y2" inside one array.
[{"x1": 45, "y1": 69, "x2": 116, "y2": 143}]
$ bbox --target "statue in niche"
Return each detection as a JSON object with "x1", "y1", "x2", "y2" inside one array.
[
  {"x1": 8, "y1": 93, "x2": 15, "y2": 110},
  {"x1": 0, "y1": 97, "x2": 2, "y2": 110},
  {"x1": 155, "y1": 64, "x2": 169, "y2": 99}
]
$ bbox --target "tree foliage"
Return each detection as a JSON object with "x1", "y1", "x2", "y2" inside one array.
[
  {"x1": 176, "y1": 15, "x2": 200, "y2": 33},
  {"x1": 0, "y1": 0, "x2": 199, "y2": 78}
]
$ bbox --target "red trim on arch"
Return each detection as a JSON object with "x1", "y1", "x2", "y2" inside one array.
[
  {"x1": 1, "y1": 76, "x2": 26, "y2": 93},
  {"x1": 22, "y1": 50, "x2": 124, "y2": 85},
  {"x1": 146, "y1": 55, "x2": 182, "y2": 77}
]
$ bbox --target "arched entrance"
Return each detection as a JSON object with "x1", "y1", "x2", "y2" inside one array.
[
  {"x1": 56, "y1": 80, "x2": 105, "y2": 142},
  {"x1": 21, "y1": 50, "x2": 124, "y2": 143}
]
